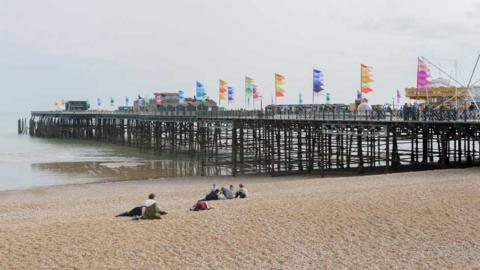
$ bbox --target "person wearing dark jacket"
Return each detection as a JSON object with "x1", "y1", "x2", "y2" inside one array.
[
  {"x1": 235, "y1": 184, "x2": 249, "y2": 199},
  {"x1": 202, "y1": 189, "x2": 220, "y2": 201}
]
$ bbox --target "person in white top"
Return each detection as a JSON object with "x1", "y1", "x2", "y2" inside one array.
[
  {"x1": 235, "y1": 184, "x2": 249, "y2": 199},
  {"x1": 357, "y1": 98, "x2": 373, "y2": 112},
  {"x1": 141, "y1": 193, "x2": 167, "y2": 219}
]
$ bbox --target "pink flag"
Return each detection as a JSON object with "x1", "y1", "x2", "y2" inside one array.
[
  {"x1": 417, "y1": 58, "x2": 431, "y2": 90},
  {"x1": 253, "y1": 85, "x2": 260, "y2": 100}
]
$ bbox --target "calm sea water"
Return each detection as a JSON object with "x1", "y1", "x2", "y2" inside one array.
[{"x1": 0, "y1": 113, "x2": 198, "y2": 191}]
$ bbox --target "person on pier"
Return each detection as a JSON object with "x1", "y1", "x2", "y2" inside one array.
[{"x1": 356, "y1": 98, "x2": 372, "y2": 112}]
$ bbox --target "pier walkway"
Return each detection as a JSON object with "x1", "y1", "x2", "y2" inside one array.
[{"x1": 23, "y1": 110, "x2": 480, "y2": 176}]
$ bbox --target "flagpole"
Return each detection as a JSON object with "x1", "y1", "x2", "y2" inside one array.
[
  {"x1": 416, "y1": 57, "x2": 419, "y2": 103},
  {"x1": 312, "y1": 70, "x2": 314, "y2": 105},
  {"x1": 312, "y1": 87, "x2": 314, "y2": 105},
  {"x1": 275, "y1": 75, "x2": 277, "y2": 105},
  {"x1": 360, "y1": 64, "x2": 362, "y2": 99}
]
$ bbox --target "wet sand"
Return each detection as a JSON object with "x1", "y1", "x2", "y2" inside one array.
[{"x1": 0, "y1": 168, "x2": 479, "y2": 269}]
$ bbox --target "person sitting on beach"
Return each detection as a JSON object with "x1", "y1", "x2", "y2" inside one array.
[
  {"x1": 235, "y1": 184, "x2": 248, "y2": 199},
  {"x1": 202, "y1": 188, "x2": 221, "y2": 201},
  {"x1": 221, "y1": 185, "x2": 235, "y2": 199},
  {"x1": 141, "y1": 193, "x2": 167, "y2": 220}
]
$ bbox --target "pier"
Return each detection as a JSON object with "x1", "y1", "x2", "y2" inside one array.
[{"x1": 24, "y1": 109, "x2": 480, "y2": 176}]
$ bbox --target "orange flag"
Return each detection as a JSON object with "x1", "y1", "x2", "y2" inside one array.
[
  {"x1": 275, "y1": 73, "x2": 285, "y2": 97},
  {"x1": 219, "y1": 79, "x2": 228, "y2": 101},
  {"x1": 361, "y1": 64, "x2": 373, "y2": 94}
]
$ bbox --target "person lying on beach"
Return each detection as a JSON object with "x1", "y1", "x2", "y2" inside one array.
[
  {"x1": 116, "y1": 206, "x2": 143, "y2": 217},
  {"x1": 141, "y1": 193, "x2": 168, "y2": 220},
  {"x1": 235, "y1": 184, "x2": 248, "y2": 199},
  {"x1": 116, "y1": 193, "x2": 167, "y2": 219},
  {"x1": 189, "y1": 201, "x2": 212, "y2": 211},
  {"x1": 221, "y1": 185, "x2": 235, "y2": 199},
  {"x1": 201, "y1": 188, "x2": 221, "y2": 201}
]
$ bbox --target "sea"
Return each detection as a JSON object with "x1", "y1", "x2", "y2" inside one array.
[{"x1": 0, "y1": 112, "x2": 199, "y2": 191}]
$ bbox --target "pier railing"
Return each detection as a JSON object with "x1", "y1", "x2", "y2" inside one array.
[{"x1": 31, "y1": 109, "x2": 480, "y2": 122}]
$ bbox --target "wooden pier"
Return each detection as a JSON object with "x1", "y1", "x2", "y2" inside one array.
[{"x1": 24, "y1": 110, "x2": 480, "y2": 176}]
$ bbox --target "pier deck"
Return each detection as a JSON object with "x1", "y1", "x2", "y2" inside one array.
[{"x1": 23, "y1": 110, "x2": 480, "y2": 176}]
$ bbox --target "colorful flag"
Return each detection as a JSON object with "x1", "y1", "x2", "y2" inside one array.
[
  {"x1": 396, "y1": 89, "x2": 401, "y2": 103},
  {"x1": 178, "y1": 90, "x2": 185, "y2": 104},
  {"x1": 275, "y1": 73, "x2": 285, "y2": 97},
  {"x1": 155, "y1": 94, "x2": 161, "y2": 105},
  {"x1": 253, "y1": 84, "x2": 260, "y2": 100},
  {"x1": 245, "y1": 76, "x2": 254, "y2": 97},
  {"x1": 361, "y1": 64, "x2": 373, "y2": 94},
  {"x1": 196, "y1": 81, "x2": 206, "y2": 100},
  {"x1": 417, "y1": 58, "x2": 431, "y2": 90},
  {"x1": 227, "y1": 86, "x2": 234, "y2": 104},
  {"x1": 219, "y1": 80, "x2": 227, "y2": 102},
  {"x1": 313, "y1": 69, "x2": 324, "y2": 94}
]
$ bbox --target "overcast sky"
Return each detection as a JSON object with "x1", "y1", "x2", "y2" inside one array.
[{"x1": 1, "y1": 0, "x2": 480, "y2": 113}]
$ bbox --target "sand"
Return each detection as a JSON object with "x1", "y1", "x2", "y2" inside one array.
[{"x1": 0, "y1": 168, "x2": 479, "y2": 269}]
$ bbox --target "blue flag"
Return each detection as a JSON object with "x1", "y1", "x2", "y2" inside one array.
[
  {"x1": 125, "y1": 96, "x2": 129, "y2": 106},
  {"x1": 227, "y1": 87, "x2": 234, "y2": 104},
  {"x1": 196, "y1": 81, "x2": 206, "y2": 100},
  {"x1": 178, "y1": 90, "x2": 185, "y2": 104},
  {"x1": 313, "y1": 69, "x2": 324, "y2": 93},
  {"x1": 299, "y1": 93, "x2": 303, "y2": 104},
  {"x1": 96, "y1": 98, "x2": 101, "y2": 107},
  {"x1": 356, "y1": 90, "x2": 362, "y2": 99}
]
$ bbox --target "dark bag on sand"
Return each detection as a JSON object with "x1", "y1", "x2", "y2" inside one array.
[{"x1": 116, "y1": 206, "x2": 143, "y2": 217}]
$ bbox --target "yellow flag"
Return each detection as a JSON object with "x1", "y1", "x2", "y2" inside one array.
[
  {"x1": 275, "y1": 73, "x2": 285, "y2": 97},
  {"x1": 219, "y1": 79, "x2": 228, "y2": 100},
  {"x1": 361, "y1": 64, "x2": 374, "y2": 93}
]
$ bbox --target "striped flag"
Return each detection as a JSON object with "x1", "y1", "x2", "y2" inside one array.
[
  {"x1": 219, "y1": 80, "x2": 227, "y2": 102},
  {"x1": 227, "y1": 87, "x2": 234, "y2": 104},
  {"x1": 361, "y1": 64, "x2": 373, "y2": 94},
  {"x1": 417, "y1": 58, "x2": 431, "y2": 90},
  {"x1": 275, "y1": 73, "x2": 285, "y2": 97},
  {"x1": 313, "y1": 69, "x2": 324, "y2": 94}
]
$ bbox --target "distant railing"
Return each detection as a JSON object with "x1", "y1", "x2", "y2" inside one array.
[{"x1": 31, "y1": 109, "x2": 480, "y2": 122}]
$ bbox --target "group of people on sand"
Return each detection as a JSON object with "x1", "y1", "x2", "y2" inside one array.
[
  {"x1": 190, "y1": 183, "x2": 248, "y2": 211},
  {"x1": 202, "y1": 183, "x2": 248, "y2": 201},
  {"x1": 116, "y1": 183, "x2": 249, "y2": 219}
]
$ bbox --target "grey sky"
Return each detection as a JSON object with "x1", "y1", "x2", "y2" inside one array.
[{"x1": 1, "y1": 0, "x2": 479, "y2": 113}]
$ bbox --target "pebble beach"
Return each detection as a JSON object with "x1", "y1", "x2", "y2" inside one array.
[{"x1": 0, "y1": 168, "x2": 479, "y2": 269}]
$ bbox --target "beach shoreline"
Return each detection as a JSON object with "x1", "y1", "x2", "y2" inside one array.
[{"x1": 1, "y1": 168, "x2": 479, "y2": 269}]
